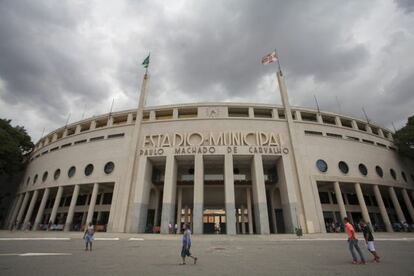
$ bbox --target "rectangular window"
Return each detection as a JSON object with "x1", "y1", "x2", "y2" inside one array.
[
  {"x1": 74, "y1": 139, "x2": 87, "y2": 145},
  {"x1": 356, "y1": 122, "x2": 366, "y2": 131},
  {"x1": 102, "y1": 193, "x2": 113, "y2": 205},
  {"x1": 112, "y1": 115, "x2": 128, "y2": 125},
  {"x1": 340, "y1": 119, "x2": 353, "y2": 128},
  {"x1": 362, "y1": 139, "x2": 374, "y2": 144},
  {"x1": 41, "y1": 150, "x2": 49, "y2": 155},
  {"x1": 319, "y1": 192, "x2": 330, "y2": 204},
  {"x1": 377, "y1": 143, "x2": 387, "y2": 148},
  {"x1": 142, "y1": 112, "x2": 149, "y2": 121},
  {"x1": 80, "y1": 123, "x2": 90, "y2": 132},
  {"x1": 228, "y1": 107, "x2": 249, "y2": 117},
  {"x1": 95, "y1": 119, "x2": 108, "y2": 128},
  {"x1": 389, "y1": 146, "x2": 397, "y2": 151},
  {"x1": 278, "y1": 110, "x2": 286, "y2": 119},
  {"x1": 326, "y1": 133, "x2": 342, "y2": 138},
  {"x1": 156, "y1": 109, "x2": 173, "y2": 120},
  {"x1": 254, "y1": 108, "x2": 272, "y2": 118},
  {"x1": 346, "y1": 136, "x2": 359, "y2": 141},
  {"x1": 90, "y1": 136, "x2": 104, "y2": 142},
  {"x1": 178, "y1": 108, "x2": 198, "y2": 119},
  {"x1": 108, "y1": 133, "x2": 125, "y2": 139},
  {"x1": 61, "y1": 143, "x2": 72, "y2": 148},
  {"x1": 66, "y1": 127, "x2": 76, "y2": 136},
  {"x1": 50, "y1": 147, "x2": 59, "y2": 152},
  {"x1": 322, "y1": 115, "x2": 336, "y2": 125},
  {"x1": 371, "y1": 127, "x2": 379, "y2": 135},
  {"x1": 304, "y1": 130, "x2": 323, "y2": 136},
  {"x1": 301, "y1": 112, "x2": 318, "y2": 122}
]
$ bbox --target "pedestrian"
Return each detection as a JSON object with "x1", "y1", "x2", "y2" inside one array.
[
  {"x1": 83, "y1": 222, "x2": 95, "y2": 251},
  {"x1": 175, "y1": 223, "x2": 178, "y2": 234},
  {"x1": 180, "y1": 224, "x2": 197, "y2": 265},
  {"x1": 168, "y1": 222, "x2": 172, "y2": 234},
  {"x1": 344, "y1": 217, "x2": 365, "y2": 264},
  {"x1": 360, "y1": 221, "x2": 380, "y2": 262}
]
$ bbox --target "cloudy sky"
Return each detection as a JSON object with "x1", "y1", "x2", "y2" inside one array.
[{"x1": 1, "y1": 0, "x2": 413, "y2": 142}]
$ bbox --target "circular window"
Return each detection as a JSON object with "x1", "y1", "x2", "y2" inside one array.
[
  {"x1": 104, "y1": 162, "x2": 115, "y2": 174},
  {"x1": 390, "y1": 169, "x2": 396, "y2": 180},
  {"x1": 26, "y1": 177, "x2": 31, "y2": 186},
  {"x1": 85, "y1": 164, "x2": 94, "y2": 176},
  {"x1": 358, "y1": 164, "x2": 368, "y2": 176},
  {"x1": 316, "y1": 159, "x2": 328, "y2": 173},
  {"x1": 338, "y1": 161, "x2": 349, "y2": 174},
  {"x1": 42, "y1": 171, "x2": 48, "y2": 182},
  {"x1": 402, "y1": 171, "x2": 407, "y2": 182},
  {"x1": 68, "y1": 166, "x2": 76, "y2": 178},
  {"x1": 33, "y1": 174, "x2": 38, "y2": 184},
  {"x1": 54, "y1": 169, "x2": 61, "y2": 180},
  {"x1": 375, "y1": 166, "x2": 383, "y2": 178}
]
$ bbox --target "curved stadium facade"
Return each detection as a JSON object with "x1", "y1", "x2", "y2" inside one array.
[{"x1": 5, "y1": 71, "x2": 414, "y2": 235}]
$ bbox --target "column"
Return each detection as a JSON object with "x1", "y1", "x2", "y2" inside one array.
[
  {"x1": 153, "y1": 188, "x2": 160, "y2": 226},
  {"x1": 131, "y1": 156, "x2": 153, "y2": 233},
  {"x1": 333, "y1": 182, "x2": 347, "y2": 220},
  {"x1": 246, "y1": 188, "x2": 253, "y2": 234},
  {"x1": 33, "y1": 188, "x2": 50, "y2": 230},
  {"x1": 160, "y1": 155, "x2": 177, "y2": 234},
  {"x1": 389, "y1": 187, "x2": 406, "y2": 223},
  {"x1": 224, "y1": 154, "x2": 236, "y2": 235},
  {"x1": 96, "y1": 192, "x2": 105, "y2": 223},
  {"x1": 176, "y1": 187, "x2": 182, "y2": 232},
  {"x1": 22, "y1": 190, "x2": 39, "y2": 230},
  {"x1": 402, "y1": 189, "x2": 414, "y2": 222},
  {"x1": 8, "y1": 194, "x2": 24, "y2": 229},
  {"x1": 184, "y1": 205, "x2": 189, "y2": 224},
  {"x1": 241, "y1": 205, "x2": 246, "y2": 234},
  {"x1": 269, "y1": 188, "x2": 278, "y2": 233},
  {"x1": 355, "y1": 183, "x2": 371, "y2": 225},
  {"x1": 251, "y1": 155, "x2": 270, "y2": 234},
  {"x1": 16, "y1": 192, "x2": 30, "y2": 228},
  {"x1": 192, "y1": 155, "x2": 204, "y2": 234},
  {"x1": 49, "y1": 186, "x2": 63, "y2": 225},
  {"x1": 86, "y1": 183, "x2": 99, "y2": 225},
  {"x1": 373, "y1": 185, "x2": 393, "y2": 232},
  {"x1": 64, "y1": 185, "x2": 80, "y2": 231}
]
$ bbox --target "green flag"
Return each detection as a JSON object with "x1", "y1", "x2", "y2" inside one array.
[{"x1": 142, "y1": 55, "x2": 150, "y2": 68}]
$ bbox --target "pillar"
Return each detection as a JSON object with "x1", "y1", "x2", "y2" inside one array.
[
  {"x1": 251, "y1": 155, "x2": 270, "y2": 234},
  {"x1": 153, "y1": 188, "x2": 160, "y2": 227},
  {"x1": 49, "y1": 186, "x2": 63, "y2": 225},
  {"x1": 86, "y1": 183, "x2": 99, "y2": 225},
  {"x1": 355, "y1": 183, "x2": 371, "y2": 225},
  {"x1": 184, "y1": 205, "x2": 189, "y2": 224},
  {"x1": 373, "y1": 185, "x2": 393, "y2": 232},
  {"x1": 333, "y1": 182, "x2": 347, "y2": 220},
  {"x1": 269, "y1": 188, "x2": 278, "y2": 233},
  {"x1": 160, "y1": 155, "x2": 177, "y2": 234},
  {"x1": 131, "y1": 156, "x2": 153, "y2": 233},
  {"x1": 8, "y1": 194, "x2": 24, "y2": 229},
  {"x1": 64, "y1": 185, "x2": 80, "y2": 231},
  {"x1": 402, "y1": 189, "x2": 414, "y2": 222},
  {"x1": 16, "y1": 192, "x2": 30, "y2": 228},
  {"x1": 192, "y1": 154, "x2": 204, "y2": 234},
  {"x1": 246, "y1": 188, "x2": 253, "y2": 234},
  {"x1": 224, "y1": 154, "x2": 236, "y2": 235},
  {"x1": 389, "y1": 187, "x2": 406, "y2": 223},
  {"x1": 22, "y1": 190, "x2": 39, "y2": 230},
  {"x1": 33, "y1": 188, "x2": 50, "y2": 230},
  {"x1": 176, "y1": 187, "x2": 182, "y2": 232}
]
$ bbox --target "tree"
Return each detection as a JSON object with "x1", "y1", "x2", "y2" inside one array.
[
  {"x1": 394, "y1": 115, "x2": 414, "y2": 160},
  {"x1": 0, "y1": 119, "x2": 33, "y2": 228}
]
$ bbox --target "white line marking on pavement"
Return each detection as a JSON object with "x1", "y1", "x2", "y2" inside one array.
[
  {"x1": 129, "y1": 238, "x2": 144, "y2": 241},
  {"x1": 94, "y1": 237, "x2": 120, "y2": 240},
  {"x1": 279, "y1": 238, "x2": 414, "y2": 241},
  {"x1": 0, "y1": 253, "x2": 72, "y2": 257},
  {"x1": 0, "y1": 238, "x2": 71, "y2": 241}
]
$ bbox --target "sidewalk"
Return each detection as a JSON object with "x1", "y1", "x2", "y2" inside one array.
[{"x1": 1, "y1": 230, "x2": 414, "y2": 241}]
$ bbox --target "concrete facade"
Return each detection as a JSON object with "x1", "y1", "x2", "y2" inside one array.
[{"x1": 6, "y1": 75, "x2": 414, "y2": 234}]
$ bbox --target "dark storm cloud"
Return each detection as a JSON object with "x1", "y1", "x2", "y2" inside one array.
[
  {"x1": 395, "y1": 0, "x2": 414, "y2": 13},
  {"x1": 0, "y1": 0, "x2": 413, "y2": 140}
]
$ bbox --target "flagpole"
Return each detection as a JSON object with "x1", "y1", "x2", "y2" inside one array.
[
  {"x1": 314, "y1": 95, "x2": 320, "y2": 114},
  {"x1": 274, "y1": 52, "x2": 307, "y2": 233},
  {"x1": 115, "y1": 54, "x2": 151, "y2": 233}
]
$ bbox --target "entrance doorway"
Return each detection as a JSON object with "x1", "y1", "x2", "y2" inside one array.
[{"x1": 203, "y1": 209, "x2": 226, "y2": 234}]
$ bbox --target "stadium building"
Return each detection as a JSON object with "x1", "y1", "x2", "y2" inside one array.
[{"x1": 5, "y1": 71, "x2": 414, "y2": 234}]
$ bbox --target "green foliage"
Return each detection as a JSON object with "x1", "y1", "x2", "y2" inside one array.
[
  {"x1": 0, "y1": 119, "x2": 33, "y2": 177},
  {"x1": 394, "y1": 115, "x2": 414, "y2": 160}
]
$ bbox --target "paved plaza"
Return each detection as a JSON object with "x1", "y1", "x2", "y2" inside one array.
[{"x1": 0, "y1": 231, "x2": 413, "y2": 276}]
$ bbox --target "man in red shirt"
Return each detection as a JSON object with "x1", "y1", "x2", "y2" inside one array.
[{"x1": 344, "y1": 217, "x2": 366, "y2": 264}]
